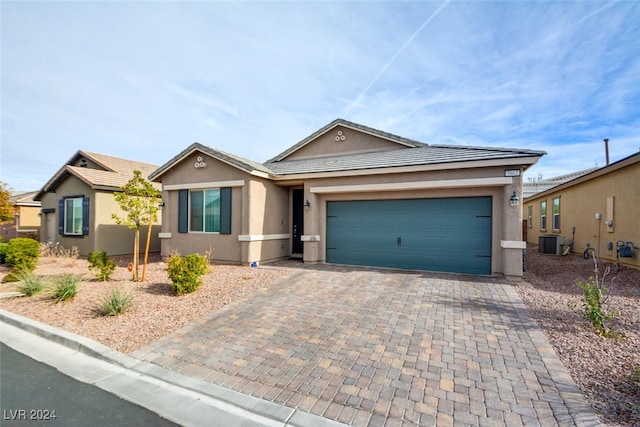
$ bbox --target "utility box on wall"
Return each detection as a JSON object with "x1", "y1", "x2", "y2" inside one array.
[{"x1": 539, "y1": 235, "x2": 565, "y2": 255}]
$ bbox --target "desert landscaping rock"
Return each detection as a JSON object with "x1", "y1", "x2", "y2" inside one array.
[{"x1": 1, "y1": 247, "x2": 638, "y2": 426}]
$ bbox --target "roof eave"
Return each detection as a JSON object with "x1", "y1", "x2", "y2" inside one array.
[
  {"x1": 524, "y1": 151, "x2": 640, "y2": 201},
  {"x1": 272, "y1": 155, "x2": 544, "y2": 182}
]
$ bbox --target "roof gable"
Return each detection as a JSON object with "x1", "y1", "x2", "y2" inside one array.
[
  {"x1": 35, "y1": 150, "x2": 160, "y2": 200},
  {"x1": 524, "y1": 151, "x2": 640, "y2": 201},
  {"x1": 149, "y1": 142, "x2": 273, "y2": 182},
  {"x1": 268, "y1": 118, "x2": 424, "y2": 162}
]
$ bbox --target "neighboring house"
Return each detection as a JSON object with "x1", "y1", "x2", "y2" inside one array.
[
  {"x1": 524, "y1": 152, "x2": 640, "y2": 269},
  {"x1": 150, "y1": 119, "x2": 544, "y2": 279},
  {"x1": 523, "y1": 167, "x2": 598, "y2": 198},
  {"x1": 34, "y1": 150, "x2": 161, "y2": 257},
  {"x1": 0, "y1": 191, "x2": 41, "y2": 242}
]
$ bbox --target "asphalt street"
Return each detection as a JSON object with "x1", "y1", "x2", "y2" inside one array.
[{"x1": 0, "y1": 343, "x2": 179, "y2": 427}]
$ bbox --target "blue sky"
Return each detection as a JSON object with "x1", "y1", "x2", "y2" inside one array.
[{"x1": 1, "y1": 1, "x2": 639, "y2": 191}]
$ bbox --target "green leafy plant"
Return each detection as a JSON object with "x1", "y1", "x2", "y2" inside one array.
[
  {"x1": 87, "y1": 251, "x2": 116, "y2": 281},
  {"x1": 96, "y1": 288, "x2": 134, "y2": 316},
  {"x1": 0, "y1": 242, "x2": 7, "y2": 264},
  {"x1": 3, "y1": 237, "x2": 40, "y2": 282},
  {"x1": 167, "y1": 253, "x2": 209, "y2": 295},
  {"x1": 14, "y1": 269, "x2": 46, "y2": 296},
  {"x1": 50, "y1": 274, "x2": 82, "y2": 302},
  {"x1": 569, "y1": 255, "x2": 617, "y2": 337}
]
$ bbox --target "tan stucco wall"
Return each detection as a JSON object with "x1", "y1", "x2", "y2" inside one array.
[
  {"x1": 284, "y1": 125, "x2": 404, "y2": 160},
  {"x1": 524, "y1": 161, "x2": 639, "y2": 269},
  {"x1": 158, "y1": 146, "x2": 534, "y2": 277},
  {"x1": 17, "y1": 206, "x2": 41, "y2": 229},
  {"x1": 157, "y1": 150, "x2": 290, "y2": 264},
  {"x1": 39, "y1": 178, "x2": 161, "y2": 257},
  {"x1": 299, "y1": 165, "x2": 525, "y2": 278}
]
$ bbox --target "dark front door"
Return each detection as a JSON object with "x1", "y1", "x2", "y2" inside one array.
[{"x1": 292, "y1": 189, "x2": 304, "y2": 255}]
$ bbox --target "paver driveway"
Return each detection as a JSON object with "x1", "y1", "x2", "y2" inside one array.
[{"x1": 133, "y1": 264, "x2": 600, "y2": 427}]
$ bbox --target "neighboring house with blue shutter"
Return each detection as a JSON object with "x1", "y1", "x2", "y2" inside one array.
[
  {"x1": 150, "y1": 119, "x2": 545, "y2": 279},
  {"x1": 34, "y1": 150, "x2": 161, "y2": 257}
]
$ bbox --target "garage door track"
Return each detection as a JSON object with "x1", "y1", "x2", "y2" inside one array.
[{"x1": 133, "y1": 264, "x2": 600, "y2": 426}]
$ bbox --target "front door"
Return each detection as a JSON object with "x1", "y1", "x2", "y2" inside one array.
[
  {"x1": 292, "y1": 189, "x2": 304, "y2": 255},
  {"x1": 45, "y1": 212, "x2": 56, "y2": 244}
]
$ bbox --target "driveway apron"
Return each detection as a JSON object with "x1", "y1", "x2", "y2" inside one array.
[{"x1": 133, "y1": 265, "x2": 600, "y2": 427}]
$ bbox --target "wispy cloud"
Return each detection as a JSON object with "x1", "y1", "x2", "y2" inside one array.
[{"x1": 1, "y1": 1, "x2": 638, "y2": 191}]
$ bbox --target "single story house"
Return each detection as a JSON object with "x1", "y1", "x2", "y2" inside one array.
[
  {"x1": 150, "y1": 119, "x2": 544, "y2": 279},
  {"x1": 524, "y1": 151, "x2": 640, "y2": 269},
  {"x1": 0, "y1": 191, "x2": 41, "y2": 242},
  {"x1": 34, "y1": 150, "x2": 161, "y2": 257}
]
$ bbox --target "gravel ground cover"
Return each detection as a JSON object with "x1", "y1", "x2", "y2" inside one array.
[
  {"x1": 519, "y1": 246, "x2": 640, "y2": 426},
  {"x1": 0, "y1": 254, "x2": 293, "y2": 354},
  {"x1": 1, "y1": 247, "x2": 638, "y2": 425}
]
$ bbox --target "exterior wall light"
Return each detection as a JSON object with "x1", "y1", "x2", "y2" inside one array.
[
  {"x1": 509, "y1": 191, "x2": 520, "y2": 207},
  {"x1": 304, "y1": 199, "x2": 311, "y2": 209}
]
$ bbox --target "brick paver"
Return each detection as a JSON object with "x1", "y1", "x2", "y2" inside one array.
[{"x1": 133, "y1": 263, "x2": 601, "y2": 426}]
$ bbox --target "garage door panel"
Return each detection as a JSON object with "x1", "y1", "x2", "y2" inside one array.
[{"x1": 326, "y1": 197, "x2": 492, "y2": 274}]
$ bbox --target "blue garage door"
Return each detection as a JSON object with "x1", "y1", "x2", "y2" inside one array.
[{"x1": 326, "y1": 197, "x2": 492, "y2": 274}]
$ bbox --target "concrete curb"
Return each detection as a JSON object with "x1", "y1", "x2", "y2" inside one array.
[{"x1": 0, "y1": 309, "x2": 348, "y2": 427}]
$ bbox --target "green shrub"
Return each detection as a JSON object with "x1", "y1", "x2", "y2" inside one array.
[
  {"x1": 96, "y1": 288, "x2": 133, "y2": 316},
  {"x1": 575, "y1": 276, "x2": 617, "y2": 337},
  {"x1": 88, "y1": 251, "x2": 116, "y2": 281},
  {"x1": 14, "y1": 269, "x2": 46, "y2": 296},
  {"x1": 51, "y1": 274, "x2": 82, "y2": 302},
  {"x1": 0, "y1": 242, "x2": 7, "y2": 264},
  {"x1": 5, "y1": 237, "x2": 40, "y2": 272},
  {"x1": 167, "y1": 253, "x2": 209, "y2": 295},
  {"x1": 568, "y1": 256, "x2": 618, "y2": 337}
]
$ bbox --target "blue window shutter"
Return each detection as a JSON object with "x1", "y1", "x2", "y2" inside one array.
[
  {"x1": 58, "y1": 199, "x2": 64, "y2": 235},
  {"x1": 178, "y1": 190, "x2": 188, "y2": 233},
  {"x1": 220, "y1": 187, "x2": 232, "y2": 234},
  {"x1": 82, "y1": 197, "x2": 90, "y2": 235}
]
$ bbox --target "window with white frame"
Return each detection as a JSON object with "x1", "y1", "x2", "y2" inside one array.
[
  {"x1": 553, "y1": 197, "x2": 560, "y2": 231},
  {"x1": 64, "y1": 197, "x2": 84, "y2": 235},
  {"x1": 189, "y1": 189, "x2": 221, "y2": 233},
  {"x1": 527, "y1": 205, "x2": 533, "y2": 228},
  {"x1": 540, "y1": 200, "x2": 547, "y2": 231},
  {"x1": 178, "y1": 187, "x2": 231, "y2": 235}
]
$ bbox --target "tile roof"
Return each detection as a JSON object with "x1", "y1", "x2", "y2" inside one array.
[
  {"x1": 9, "y1": 191, "x2": 41, "y2": 206},
  {"x1": 265, "y1": 144, "x2": 545, "y2": 176},
  {"x1": 35, "y1": 150, "x2": 160, "y2": 200}
]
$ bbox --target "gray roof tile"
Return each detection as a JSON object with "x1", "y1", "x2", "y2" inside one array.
[{"x1": 265, "y1": 144, "x2": 545, "y2": 175}]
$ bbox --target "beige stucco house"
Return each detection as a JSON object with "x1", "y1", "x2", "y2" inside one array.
[
  {"x1": 151, "y1": 119, "x2": 544, "y2": 279},
  {"x1": 524, "y1": 151, "x2": 640, "y2": 269},
  {"x1": 0, "y1": 191, "x2": 41, "y2": 242},
  {"x1": 34, "y1": 150, "x2": 161, "y2": 257}
]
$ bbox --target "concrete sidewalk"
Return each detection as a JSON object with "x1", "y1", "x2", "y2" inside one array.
[{"x1": 0, "y1": 309, "x2": 348, "y2": 427}]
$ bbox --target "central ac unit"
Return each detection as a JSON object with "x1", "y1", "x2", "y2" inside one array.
[{"x1": 539, "y1": 235, "x2": 565, "y2": 255}]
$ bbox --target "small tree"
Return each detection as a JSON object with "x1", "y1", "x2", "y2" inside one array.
[
  {"x1": 0, "y1": 181, "x2": 14, "y2": 223},
  {"x1": 569, "y1": 252, "x2": 617, "y2": 337},
  {"x1": 112, "y1": 170, "x2": 161, "y2": 281}
]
